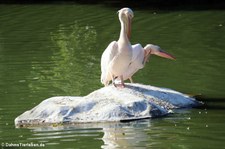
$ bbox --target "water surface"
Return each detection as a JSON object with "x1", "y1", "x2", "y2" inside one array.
[{"x1": 0, "y1": 4, "x2": 225, "y2": 149}]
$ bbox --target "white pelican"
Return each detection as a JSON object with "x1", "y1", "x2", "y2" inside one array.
[
  {"x1": 117, "y1": 43, "x2": 175, "y2": 83},
  {"x1": 101, "y1": 8, "x2": 134, "y2": 87}
]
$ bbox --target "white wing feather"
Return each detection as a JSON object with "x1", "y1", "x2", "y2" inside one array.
[
  {"x1": 101, "y1": 41, "x2": 118, "y2": 85},
  {"x1": 121, "y1": 44, "x2": 145, "y2": 80}
]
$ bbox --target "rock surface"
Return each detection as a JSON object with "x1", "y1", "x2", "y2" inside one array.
[{"x1": 15, "y1": 83, "x2": 201, "y2": 127}]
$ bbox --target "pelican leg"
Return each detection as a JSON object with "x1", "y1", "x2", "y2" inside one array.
[
  {"x1": 120, "y1": 75, "x2": 125, "y2": 88},
  {"x1": 112, "y1": 80, "x2": 117, "y2": 87},
  {"x1": 113, "y1": 83, "x2": 117, "y2": 87},
  {"x1": 105, "y1": 81, "x2": 109, "y2": 86},
  {"x1": 110, "y1": 73, "x2": 117, "y2": 87},
  {"x1": 129, "y1": 77, "x2": 134, "y2": 83}
]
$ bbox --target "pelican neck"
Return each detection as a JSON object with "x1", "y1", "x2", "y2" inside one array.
[{"x1": 118, "y1": 19, "x2": 129, "y2": 43}]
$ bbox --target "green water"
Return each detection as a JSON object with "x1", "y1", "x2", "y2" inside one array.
[{"x1": 0, "y1": 4, "x2": 225, "y2": 149}]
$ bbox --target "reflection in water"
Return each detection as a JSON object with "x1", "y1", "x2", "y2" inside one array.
[
  {"x1": 28, "y1": 121, "x2": 151, "y2": 149},
  {"x1": 101, "y1": 123, "x2": 149, "y2": 149},
  {"x1": 29, "y1": 22, "x2": 99, "y2": 95}
]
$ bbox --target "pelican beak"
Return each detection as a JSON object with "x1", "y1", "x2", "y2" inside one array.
[
  {"x1": 156, "y1": 49, "x2": 176, "y2": 60},
  {"x1": 127, "y1": 16, "x2": 132, "y2": 39}
]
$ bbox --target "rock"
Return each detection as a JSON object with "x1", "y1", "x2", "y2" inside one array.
[{"x1": 15, "y1": 83, "x2": 201, "y2": 127}]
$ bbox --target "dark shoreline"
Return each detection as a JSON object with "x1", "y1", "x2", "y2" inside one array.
[{"x1": 1, "y1": 0, "x2": 225, "y2": 10}]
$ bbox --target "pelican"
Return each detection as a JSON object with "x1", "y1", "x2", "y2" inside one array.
[
  {"x1": 116, "y1": 43, "x2": 175, "y2": 83},
  {"x1": 101, "y1": 8, "x2": 134, "y2": 87}
]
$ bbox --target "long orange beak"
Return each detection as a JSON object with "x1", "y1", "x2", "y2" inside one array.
[
  {"x1": 156, "y1": 49, "x2": 176, "y2": 60},
  {"x1": 127, "y1": 16, "x2": 131, "y2": 39}
]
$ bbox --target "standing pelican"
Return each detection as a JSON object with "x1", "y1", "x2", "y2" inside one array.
[
  {"x1": 101, "y1": 8, "x2": 134, "y2": 87},
  {"x1": 118, "y1": 44, "x2": 175, "y2": 83}
]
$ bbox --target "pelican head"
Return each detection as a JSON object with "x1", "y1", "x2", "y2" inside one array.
[
  {"x1": 144, "y1": 44, "x2": 176, "y2": 61},
  {"x1": 118, "y1": 8, "x2": 134, "y2": 19},
  {"x1": 118, "y1": 8, "x2": 134, "y2": 39}
]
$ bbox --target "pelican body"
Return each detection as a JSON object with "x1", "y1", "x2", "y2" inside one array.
[{"x1": 101, "y1": 8, "x2": 134, "y2": 87}]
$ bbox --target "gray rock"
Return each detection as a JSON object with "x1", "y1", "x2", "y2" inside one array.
[{"x1": 15, "y1": 83, "x2": 201, "y2": 127}]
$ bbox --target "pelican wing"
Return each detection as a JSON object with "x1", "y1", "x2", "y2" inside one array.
[
  {"x1": 101, "y1": 41, "x2": 118, "y2": 85},
  {"x1": 131, "y1": 44, "x2": 144, "y2": 61},
  {"x1": 122, "y1": 44, "x2": 145, "y2": 81}
]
